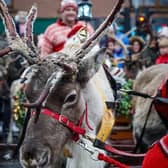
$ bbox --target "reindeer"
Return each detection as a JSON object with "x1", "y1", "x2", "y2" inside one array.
[
  {"x1": 0, "y1": 46, "x2": 26, "y2": 142},
  {"x1": 0, "y1": 0, "x2": 124, "y2": 167},
  {"x1": 132, "y1": 64, "x2": 168, "y2": 152},
  {"x1": 106, "y1": 22, "x2": 165, "y2": 152}
]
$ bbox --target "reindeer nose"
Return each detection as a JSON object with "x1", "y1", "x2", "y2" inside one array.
[{"x1": 20, "y1": 143, "x2": 51, "y2": 167}]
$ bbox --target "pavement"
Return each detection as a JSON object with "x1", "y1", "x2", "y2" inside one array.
[
  {"x1": 0, "y1": 160, "x2": 21, "y2": 168},
  {"x1": 0, "y1": 142, "x2": 21, "y2": 168}
]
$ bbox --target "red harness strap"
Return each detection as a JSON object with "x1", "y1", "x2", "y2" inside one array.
[
  {"x1": 42, "y1": 108, "x2": 86, "y2": 136},
  {"x1": 94, "y1": 139, "x2": 146, "y2": 157},
  {"x1": 32, "y1": 105, "x2": 144, "y2": 166},
  {"x1": 98, "y1": 153, "x2": 130, "y2": 168},
  {"x1": 104, "y1": 143, "x2": 145, "y2": 157},
  {"x1": 39, "y1": 102, "x2": 93, "y2": 141}
]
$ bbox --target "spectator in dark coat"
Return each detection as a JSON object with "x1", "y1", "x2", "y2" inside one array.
[{"x1": 141, "y1": 35, "x2": 159, "y2": 67}]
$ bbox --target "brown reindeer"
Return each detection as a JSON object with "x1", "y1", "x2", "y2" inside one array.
[{"x1": 0, "y1": 0, "x2": 124, "y2": 167}]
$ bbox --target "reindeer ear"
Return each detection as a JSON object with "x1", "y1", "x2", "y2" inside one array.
[{"x1": 77, "y1": 47, "x2": 107, "y2": 84}]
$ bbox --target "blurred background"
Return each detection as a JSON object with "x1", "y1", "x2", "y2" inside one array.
[
  {"x1": 0, "y1": 1, "x2": 168, "y2": 167},
  {"x1": 0, "y1": 0, "x2": 168, "y2": 35}
]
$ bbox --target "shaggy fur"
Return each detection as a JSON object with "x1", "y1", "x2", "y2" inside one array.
[
  {"x1": 133, "y1": 64, "x2": 168, "y2": 152},
  {"x1": 19, "y1": 53, "x2": 114, "y2": 168}
]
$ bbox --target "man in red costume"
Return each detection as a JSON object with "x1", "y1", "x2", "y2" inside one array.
[
  {"x1": 40, "y1": 0, "x2": 94, "y2": 59},
  {"x1": 142, "y1": 134, "x2": 168, "y2": 168},
  {"x1": 156, "y1": 38, "x2": 168, "y2": 64}
]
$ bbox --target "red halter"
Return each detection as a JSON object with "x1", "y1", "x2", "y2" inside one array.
[
  {"x1": 31, "y1": 101, "x2": 144, "y2": 167},
  {"x1": 32, "y1": 101, "x2": 93, "y2": 141}
]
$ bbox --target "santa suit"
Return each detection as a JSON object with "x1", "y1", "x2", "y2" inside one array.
[
  {"x1": 142, "y1": 134, "x2": 168, "y2": 168},
  {"x1": 156, "y1": 53, "x2": 168, "y2": 64}
]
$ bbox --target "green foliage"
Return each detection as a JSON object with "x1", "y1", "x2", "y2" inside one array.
[{"x1": 117, "y1": 79, "x2": 133, "y2": 116}]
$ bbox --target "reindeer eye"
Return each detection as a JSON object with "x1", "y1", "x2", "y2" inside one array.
[
  {"x1": 64, "y1": 90, "x2": 77, "y2": 104},
  {"x1": 65, "y1": 94, "x2": 76, "y2": 102}
]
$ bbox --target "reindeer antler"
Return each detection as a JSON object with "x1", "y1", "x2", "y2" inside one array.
[
  {"x1": 75, "y1": 0, "x2": 124, "y2": 62},
  {"x1": 22, "y1": 70, "x2": 64, "y2": 123},
  {"x1": 24, "y1": 4, "x2": 37, "y2": 55},
  {"x1": 0, "y1": 0, "x2": 39, "y2": 64},
  {"x1": 22, "y1": 87, "x2": 50, "y2": 108},
  {"x1": 0, "y1": 47, "x2": 11, "y2": 56},
  {"x1": 0, "y1": 0, "x2": 17, "y2": 56},
  {"x1": 0, "y1": 0, "x2": 17, "y2": 38}
]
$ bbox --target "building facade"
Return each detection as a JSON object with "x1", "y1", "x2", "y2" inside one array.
[
  {"x1": 8, "y1": 0, "x2": 130, "y2": 18},
  {"x1": 2, "y1": 0, "x2": 168, "y2": 34}
]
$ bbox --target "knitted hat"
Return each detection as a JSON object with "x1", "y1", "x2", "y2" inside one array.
[
  {"x1": 129, "y1": 36, "x2": 145, "y2": 46},
  {"x1": 158, "y1": 37, "x2": 168, "y2": 48},
  {"x1": 158, "y1": 26, "x2": 168, "y2": 38},
  {"x1": 60, "y1": 0, "x2": 78, "y2": 12}
]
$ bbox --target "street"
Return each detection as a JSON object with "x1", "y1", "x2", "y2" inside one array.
[{"x1": 0, "y1": 160, "x2": 21, "y2": 168}]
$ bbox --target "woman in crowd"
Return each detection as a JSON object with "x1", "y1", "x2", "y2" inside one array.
[{"x1": 129, "y1": 36, "x2": 145, "y2": 60}]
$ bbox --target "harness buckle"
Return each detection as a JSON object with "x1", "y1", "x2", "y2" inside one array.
[
  {"x1": 91, "y1": 150, "x2": 99, "y2": 161},
  {"x1": 77, "y1": 139, "x2": 99, "y2": 161},
  {"x1": 58, "y1": 115, "x2": 68, "y2": 124}
]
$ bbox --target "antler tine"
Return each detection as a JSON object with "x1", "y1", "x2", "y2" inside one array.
[
  {"x1": 22, "y1": 87, "x2": 50, "y2": 123},
  {"x1": 0, "y1": 0, "x2": 38, "y2": 64},
  {"x1": 0, "y1": 0, "x2": 18, "y2": 56},
  {"x1": 0, "y1": 47, "x2": 11, "y2": 57},
  {"x1": 25, "y1": 4, "x2": 37, "y2": 55},
  {"x1": 75, "y1": 0, "x2": 124, "y2": 60},
  {"x1": 23, "y1": 70, "x2": 64, "y2": 109},
  {"x1": 22, "y1": 87, "x2": 50, "y2": 108},
  {"x1": 0, "y1": 0, "x2": 18, "y2": 39},
  {"x1": 57, "y1": 62, "x2": 77, "y2": 75}
]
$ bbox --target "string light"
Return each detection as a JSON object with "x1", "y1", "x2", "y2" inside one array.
[
  {"x1": 139, "y1": 16, "x2": 145, "y2": 22},
  {"x1": 13, "y1": 86, "x2": 27, "y2": 127}
]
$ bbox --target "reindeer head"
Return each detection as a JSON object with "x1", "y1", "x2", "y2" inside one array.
[{"x1": 0, "y1": 0, "x2": 124, "y2": 167}]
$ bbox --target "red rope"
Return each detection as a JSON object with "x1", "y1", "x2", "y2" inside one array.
[
  {"x1": 104, "y1": 143, "x2": 145, "y2": 157},
  {"x1": 98, "y1": 153, "x2": 130, "y2": 168},
  {"x1": 85, "y1": 101, "x2": 94, "y2": 130}
]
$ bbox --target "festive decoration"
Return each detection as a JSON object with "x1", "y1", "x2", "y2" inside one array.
[
  {"x1": 117, "y1": 79, "x2": 133, "y2": 116},
  {"x1": 13, "y1": 86, "x2": 27, "y2": 127}
]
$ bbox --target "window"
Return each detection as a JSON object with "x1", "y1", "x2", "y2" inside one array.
[
  {"x1": 132, "y1": 0, "x2": 168, "y2": 7},
  {"x1": 160, "y1": 0, "x2": 168, "y2": 5},
  {"x1": 132, "y1": 0, "x2": 156, "y2": 7}
]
